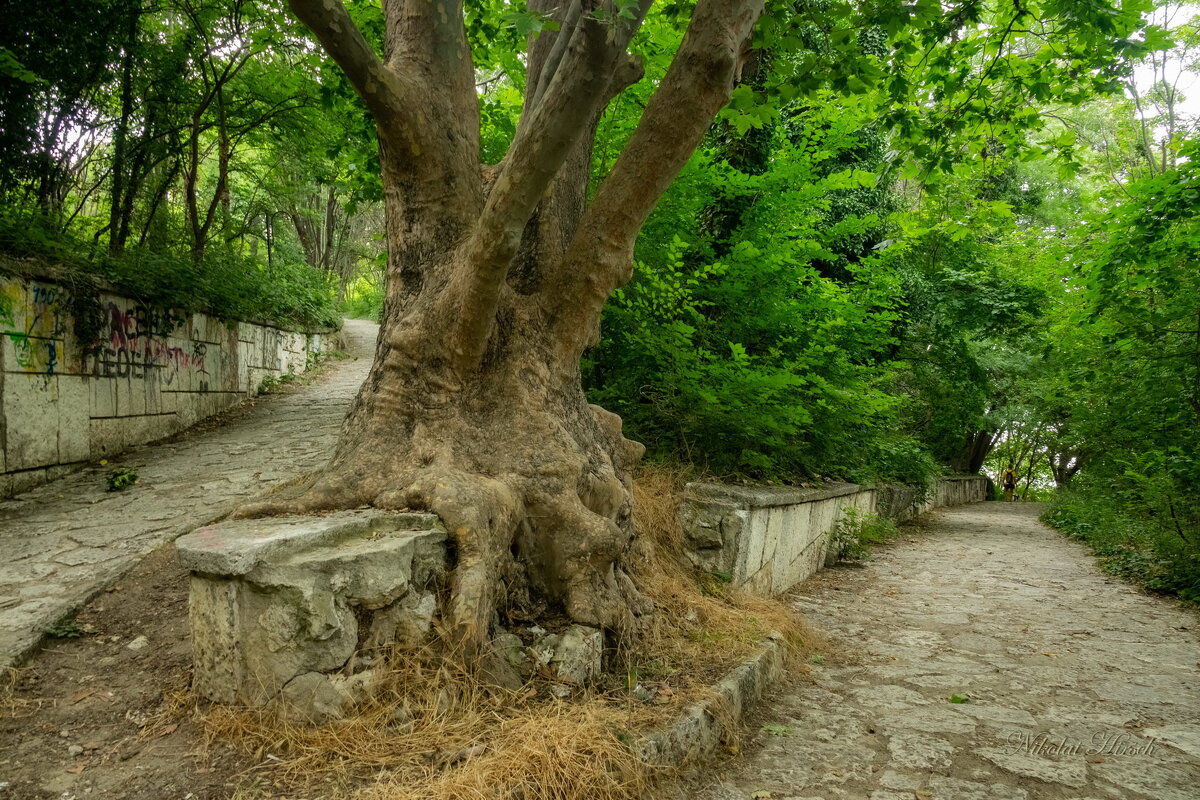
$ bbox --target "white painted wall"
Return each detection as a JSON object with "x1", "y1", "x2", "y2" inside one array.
[{"x1": 0, "y1": 274, "x2": 329, "y2": 498}]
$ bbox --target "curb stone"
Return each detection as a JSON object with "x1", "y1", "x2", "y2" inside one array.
[{"x1": 638, "y1": 632, "x2": 787, "y2": 767}]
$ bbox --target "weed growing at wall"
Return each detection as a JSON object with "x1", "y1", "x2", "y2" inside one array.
[{"x1": 828, "y1": 508, "x2": 898, "y2": 562}]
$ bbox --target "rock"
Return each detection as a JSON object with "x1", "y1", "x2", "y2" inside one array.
[
  {"x1": 975, "y1": 747, "x2": 1087, "y2": 788},
  {"x1": 481, "y1": 632, "x2": 529, "y2": 689},
  {"x1": 548, "y1": 625, "x2": 603, "y2": 689},
  {"x1": 67, "y1": 745, "x2": 83, "y2": 757},
  {"x1": 492, "y1": 633, "x2": 530, "y2": 671},
  {"x1": 330, "y1": 669, "x2": 377, "y2": 706},
  {"x1": 367, "y1": 591, "x2": 437, "y2": 650},
  {"x1": 175, "y1": 511, "x2": 439, "y2": 576},
  {"x1": 279, "y1": 672, "x2": 351, "y2": 725},
  {"x1": 125, "y1": 635, "x2": 149, "y2": 651},
  {"x1": 394, "y1": 592, "x2": 437, "y2": 644},
  {"x1": 887, "y1": 732, "x2": 956, "y2": 770},
  {"x1": 387, "y1": 705, "x2": 414, "y2": 728}
]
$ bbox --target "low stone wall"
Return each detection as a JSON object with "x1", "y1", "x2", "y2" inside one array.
[
  {"x1": 177, "y1": 511, "x2": 448, "y2": 720},
  {"x1": 177, "y1": 511, "x2": 609, "y2": 721},
  {"x1": 681, "y1": 476, "x2": 987, "y2": 596},
  {"x1": 0, "y1": 273, "x2": 329, "y2": 497}
]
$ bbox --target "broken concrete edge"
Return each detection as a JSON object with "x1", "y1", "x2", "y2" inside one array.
[
  {"x1": 686, "y1": 474, "x2": 985, "y2": 510},
  {"x1": 175, "y1": 510, "x2": 442, "y2": 576},
  {"x1": 686, "y1": 482, "x2": 862, "y2": 509},
  {"x1": 636, "y1": 632, "x2": 787, "y2": 768}
]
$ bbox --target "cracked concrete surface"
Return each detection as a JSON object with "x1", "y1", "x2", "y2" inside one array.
[
  {"x1": 0, "y1": 319, "x2": 377, "y2": 671},
  {"x1": 700, "y1": 502, "x2": 1200, "y2": 800}
]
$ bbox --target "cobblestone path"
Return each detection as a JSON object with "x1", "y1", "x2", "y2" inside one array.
[
  {"x1": 0, "y1": 319, "x2": 378, "y2": 671},
  {"x1": 701, "y1": 502, "x2": 1200, "y2": 800}
]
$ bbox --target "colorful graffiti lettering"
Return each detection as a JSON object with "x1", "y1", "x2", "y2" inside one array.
[{"x1": 94, "y1": 302, "x2": 208, "y2": 386}]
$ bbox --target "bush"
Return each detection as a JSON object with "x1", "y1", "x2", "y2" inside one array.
[
  {"x1": 1044, "y1": 484, "x2": 1200, "y2": 605},
  {"x1": 0, "y1": 208, "x2": 339, "y2": 331},
  {"x1": 828, "y1": 508, "x2": 898, "y2": 561}
]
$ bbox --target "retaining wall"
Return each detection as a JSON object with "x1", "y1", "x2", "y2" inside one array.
[
  {"x1": 681, "y1": 476, "x2": 988, "y2": 596},
  {"x1": 0, "y1": 273, "x2": 330, "y2": 497}
]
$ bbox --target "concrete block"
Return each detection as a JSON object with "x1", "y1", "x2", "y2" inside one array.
[
  {"x1": 760, "y1": 507, "x2": 784, "y2": 574},
  {"x1": 4, "y1": 373, "x2": 59, "y2": 470},
  {"x1": 188, "y1": 577, "x2": 246, "y2": 704},
  {"x1": 177, "y1": 511, "x2": 442, "y2": 576},
  {"x1": 90, "y1": 377, "x2": 117, "y2": 418},
  {"x1": 740, "y1": 507, "x2": 770, "y2": 583},
  {"x1": 236, "y1": 341, "x2": 253, "y2": 392},
  {"x1": 144, "y1": 370, "x2": 161, "y2": 415},
  {"x1": 57, "y1": 376, "x2": 90, "y2": 462},
  {"x1": 116, "y1": 375, "x2": 146, "y2": 416},
  {"x1": 181, "y1": 511, "x2": 450, "y2": 711}
]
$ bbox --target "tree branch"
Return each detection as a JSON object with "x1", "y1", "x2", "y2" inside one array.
[
  {"x1": 288, "y1": 0, "x2": 406, "y2": 129},
  {"x1": 448, "y1": 10, "x2": 651, "y2": 375},
  {"x1": 547, "y1": 0, "x2": 764, "y2": 356}
]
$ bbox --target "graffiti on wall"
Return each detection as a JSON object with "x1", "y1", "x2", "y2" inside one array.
[
  {"x1": 93, "y1": 302, "x2": 208, "y2": 387},
  {"x1": 1, "y1": 282, "x2": 65, "y2": 378}
]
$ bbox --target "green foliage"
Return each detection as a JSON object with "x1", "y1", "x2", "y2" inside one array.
[
  {"x1": 105, "y1": 467, "x2": 138, "y2": 492},
  {"x1": 45, "y1": 617, "x2": 86, "y2": 639},
  {"x1": 589, "y1": 96, "x2": 945, "y2": 483},
  {"x1": 1045, "y1": 483, "x2": 1200, "y2": 605},
  {"x1": 828, "y1": 508, "x2": 899, "y2": 561},
  {"x1": 340, "y1": 273, "x2": 385, "y2": 321},
  {"x1": 0, "y1": 208, "x2": 339, "y2": 330},
  {"x1": 1024, "y1": 134, "x2": 1200, "y2": 602}
]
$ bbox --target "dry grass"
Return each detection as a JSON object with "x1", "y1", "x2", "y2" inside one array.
[
  {"x1": 205, "y1": 655, "x2": 660, "y2": 800},
  {"x1": 202, "y1": 461, "x2": 818, "y2": 800},
  {"x1": 623, "y1": 462, "x2": 818, "y2": 691}
]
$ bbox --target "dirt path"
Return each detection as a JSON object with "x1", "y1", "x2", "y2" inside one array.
[
  {"x1": 0, "y1": 319, "x2": 378, "y2": 671},
  {"x1": 700, "y1": 502, "x2": 1200, "y2": 800}
]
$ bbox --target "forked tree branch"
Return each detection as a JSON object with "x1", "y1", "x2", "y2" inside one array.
[
  {"x1": 450, "y1": 9, "x2": 651, "y2": 375},
  {"x1": 288, "y1": 0, "x2": 408, "y2": 131},
  {"x1": 547, "y1": 0, "x2": 764, "y2": 357}
]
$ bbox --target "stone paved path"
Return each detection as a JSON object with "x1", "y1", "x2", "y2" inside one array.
[
  {"x1": 701, "y1": 502, "x2": 1200, "y2": 800},
  {"x1": 0, "y1": 319, "x2": 378, "y2": 671}
]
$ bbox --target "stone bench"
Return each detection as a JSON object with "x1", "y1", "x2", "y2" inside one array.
[{"x1": 176, "y1": 510, "x2": 448, "y2": 721}]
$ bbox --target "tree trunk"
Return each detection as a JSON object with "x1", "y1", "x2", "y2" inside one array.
[{"x1": 238, "y1": 0, "x2": 763, "y2": 656}]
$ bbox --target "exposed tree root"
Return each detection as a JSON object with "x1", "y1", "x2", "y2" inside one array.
[{"x1": 229, "y1": 373, "x2": 651, "y2": 662}]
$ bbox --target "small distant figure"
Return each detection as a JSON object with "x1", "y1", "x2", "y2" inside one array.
[{"x1": 1000, "y1": 465, "x2": 1018, "y2": 502}]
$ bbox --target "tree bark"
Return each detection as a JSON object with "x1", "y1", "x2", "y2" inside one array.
[{"x1": 241, "y1": 0, "x2": 763, "y2": 657}]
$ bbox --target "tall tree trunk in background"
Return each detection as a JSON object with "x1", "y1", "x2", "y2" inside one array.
[
  {"x1": 952, "y1": 429, "x2": 997, "y2": 474},
  {"x1": 239, "y1": 0, "x2": 763, "y2": 655},
  {"x1": 108, "y1": 7, "x2": 140, "y2": 255}
]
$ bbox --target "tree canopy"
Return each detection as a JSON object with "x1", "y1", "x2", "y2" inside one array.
[{"x1": 3, "y1": 0, "x2": 1198, "y2": 615}]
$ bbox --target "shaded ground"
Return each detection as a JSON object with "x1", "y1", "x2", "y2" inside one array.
[
  {"x1": 0, "y1": 546, "x2": 262, "y2": 799},
  {"x1": 699, "y1": 503, "x2": 1200, "y2": 800},
  {"x1": 0, "y1": 319, "x2": 377, "y2": 671}
]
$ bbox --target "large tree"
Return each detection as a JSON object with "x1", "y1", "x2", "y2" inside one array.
[
  {"x1": 241, "y1": 0, "x2": 762, "y2": 654},
  {"x1": 240, "y1": 0, "x2": 1152, "y2": 656}
]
